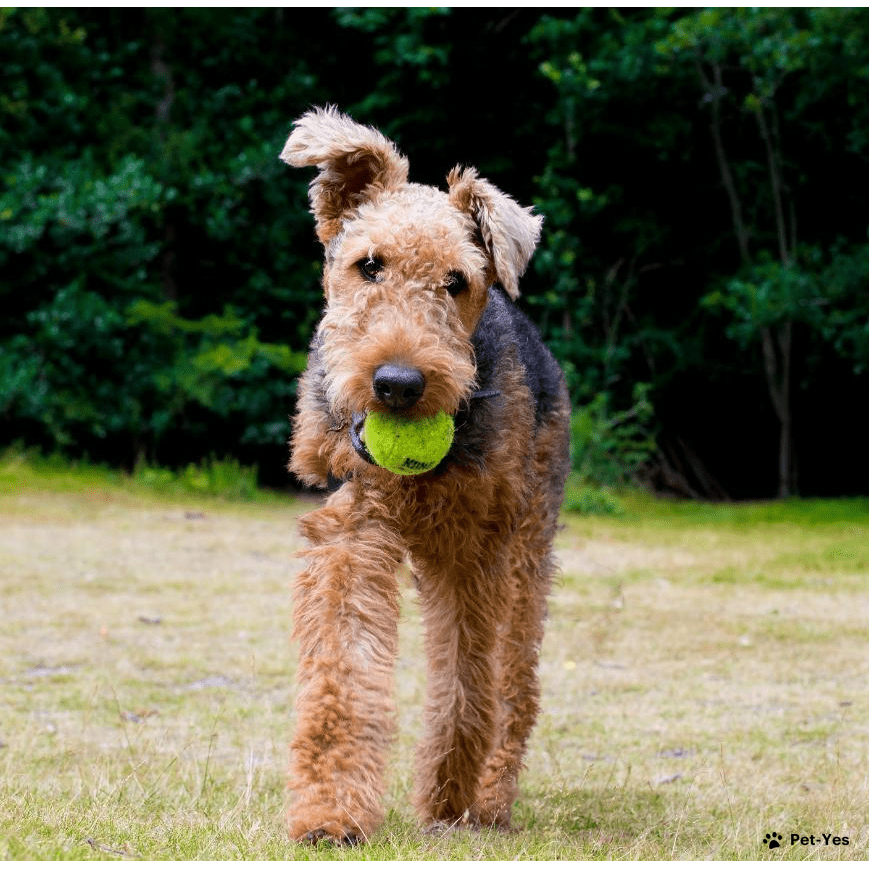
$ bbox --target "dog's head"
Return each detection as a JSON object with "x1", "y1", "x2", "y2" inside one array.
[{"x1": 281, "y1": 106, "x2": 542, "y2": 434}]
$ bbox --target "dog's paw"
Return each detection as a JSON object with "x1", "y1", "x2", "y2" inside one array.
[
  {"x1": 303, "y1": 827, "x2": 362, "y2": 847},
  {"x1": 424, "y1": 818, "x2": 465, "y2": 837},
  {"x1": 470, "y1": 803, "x2": 517, "y2": 832},
  {"x1": 287, "y1": 792, "x2": 378, "y2": 846}
]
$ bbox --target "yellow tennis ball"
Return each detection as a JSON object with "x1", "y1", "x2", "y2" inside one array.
[{"x1": 363, "y1": 411, "x2": 454, "y2": 476}]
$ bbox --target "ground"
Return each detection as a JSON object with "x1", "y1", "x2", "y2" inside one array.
[{"x1": 1, "y1": 455, "x2": 867, "y2": 859}]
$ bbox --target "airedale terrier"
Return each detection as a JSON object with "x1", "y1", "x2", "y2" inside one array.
[{"x1": 280, "y1": 107, "x2": 570, "y2": 845}]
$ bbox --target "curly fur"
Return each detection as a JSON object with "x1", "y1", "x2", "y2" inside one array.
[{"x1": 280, "y1": 107, "x2": 570, "y2": 844}]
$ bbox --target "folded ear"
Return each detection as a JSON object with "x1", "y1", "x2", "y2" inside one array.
[
  {"x1": 447, "y1": 166, "x2": 543, "y2": 299},
  {"x1": 280, "y1": 106, "x2": 409, "y2": 245}
]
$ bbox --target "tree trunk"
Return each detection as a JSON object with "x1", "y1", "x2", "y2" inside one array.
[
  {"x1": 761, "y1": 322, "x2": 796, "y2": 498},
  {"x1": 755, "y1": 102, "x2": 798, "y2": 497},
  {"x1": 699, "y1": 58, "x2": 800, "y2": 499}
]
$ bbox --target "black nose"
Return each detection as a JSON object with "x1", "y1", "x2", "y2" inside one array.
[{"x1": 373, "y1": 364, "x2": 425, "y2": 410}]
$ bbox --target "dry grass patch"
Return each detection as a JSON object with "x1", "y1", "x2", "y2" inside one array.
[{"x1": 1, "y1": 457, "x2": 867, "y2": 859}]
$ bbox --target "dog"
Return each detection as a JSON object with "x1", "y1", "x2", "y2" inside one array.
[{"x1": 280, "y1": 107, "x2": 570, "y2": 844}]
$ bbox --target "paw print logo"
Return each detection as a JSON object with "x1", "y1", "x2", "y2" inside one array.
[{"x1": 763, "y1": 832, "x2": 783, "y2": 849}]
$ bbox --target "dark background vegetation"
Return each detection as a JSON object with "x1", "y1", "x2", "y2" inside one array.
[{"x1": 2, "y1": 7, "x2": 868, "y2": 499}]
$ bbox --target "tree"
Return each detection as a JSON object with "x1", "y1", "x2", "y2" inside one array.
[
  {"x1": 1, "y1": 8, "x2": 868, "y2": 496},
  {"x1": 658, "y1": 7, "x2": 869, "y2": 497}
]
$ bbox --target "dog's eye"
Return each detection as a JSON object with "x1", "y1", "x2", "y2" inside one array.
[
  {"x1": 445, "y1": 271, "x2": 468, "y2": 297},
  {"x1": 358, "y1": 257, "x2": 384, "y2": 282}
]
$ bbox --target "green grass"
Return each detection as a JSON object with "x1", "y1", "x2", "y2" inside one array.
[
  {"x1": 0, "y1": 446, "x2": 276, "y2": 502},
  {"x1": 1, "y1": 452, "x2": 868, "y2": 859}
]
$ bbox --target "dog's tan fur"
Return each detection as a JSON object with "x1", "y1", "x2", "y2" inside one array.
[{"x1": 281, "y1": 107, "x2": 570, "y2": 844}]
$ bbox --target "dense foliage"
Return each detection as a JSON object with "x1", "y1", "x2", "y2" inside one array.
[{"x1": 2, "y1": 8, "x2": 867, "y2": 497}]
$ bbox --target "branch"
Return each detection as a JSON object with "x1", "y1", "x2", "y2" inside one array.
[
  {"x1": 753, "y1": 102, "x2": 791, "y2": 266},
  {"x1": 698, "y1": 59, "x2": 751, "y2": 266}
]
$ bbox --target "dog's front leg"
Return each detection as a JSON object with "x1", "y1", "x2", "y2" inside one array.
[
  {"x1": 287, "y1": 484, "x2": 403, "y2": 845},
  {"x1": 411, "y1": 553, "x2": 508, "y2": 828}
]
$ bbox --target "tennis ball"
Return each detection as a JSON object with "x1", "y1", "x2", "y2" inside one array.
[{"x1": 363, "y1": 410, "x2": 454, "y2": 476}]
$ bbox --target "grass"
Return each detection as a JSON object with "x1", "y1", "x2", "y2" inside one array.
[{"x1": 1, "y1": 451, "x2": 868, "y2": 859}]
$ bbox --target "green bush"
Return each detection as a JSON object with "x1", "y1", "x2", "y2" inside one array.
[
  {"x1": 562, "y1": 478, "x2": 624, "y2": 516},
  {"x1": 132, "y1": 456, "x2": 259, "y2": 500},
  {"x1": 2, "y1": 8, "x2": 868, "y2": 497},
  {"x1": 570, "y1": 383, "x2": 656, "y2": 487}
]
